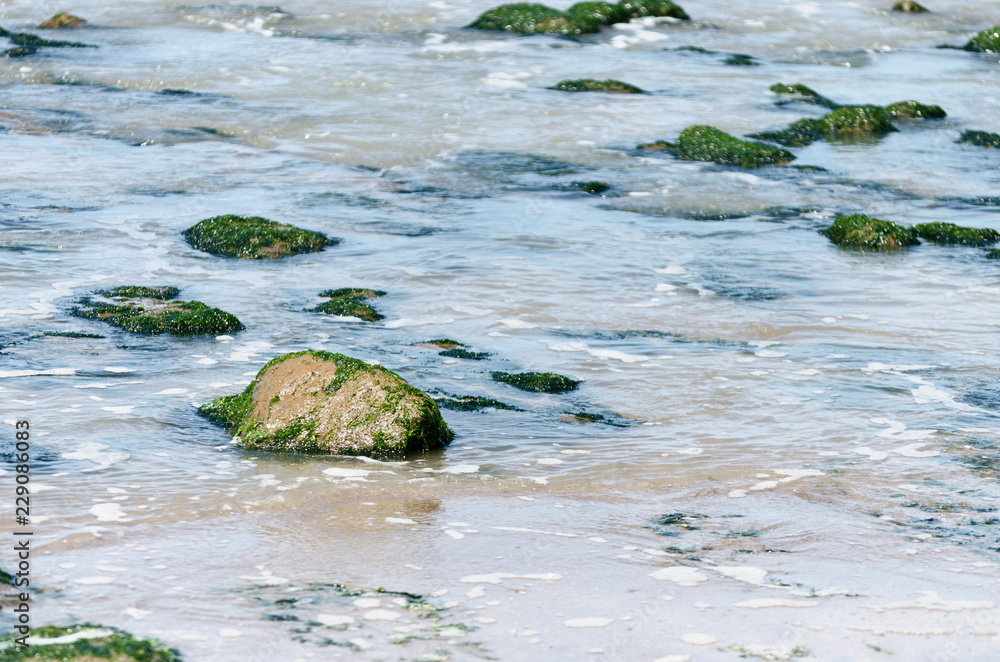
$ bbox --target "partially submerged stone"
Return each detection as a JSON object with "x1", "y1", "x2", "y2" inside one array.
[
  {"x1": 819, "y1": 213, "x2": 920, "y2": 250},
  {"x1": 548, "y1": 78, "x2": 645, "y2": 93},
  {"x1": 199, "y1": 350, "x2": 452, "y2": 458},
  {"x1": 618, "y1": 0, "x2": 690, "y2": 20},
  {"x1": 491, "y1": 371, "x2": 581, "y2": 393},
  {"x1": 892, "y1": 1, "x2": 928, "y2": 11},
  {"x1": 769, "y1": 82, "x2": 839, "y2": 109},
  {"x1": 753, "y1": 105, "x2": 897, "y2": 147},
  {"x1": 313, "y1": 288, "x2": 386, "y2": 322},
  {"x1": 183, "y1": 215, "x2": 337, "y2": 259},
  {"x1": 566, "y1": 2, "x2": 629, "y2": 26},
  {"x1": 39, "y1": 13, "x2": 87, "y2": 29},
  {"x1": 964, "y1": 25, "x2": 1000, "y2": 53},
  {"x1": 723, "y1": 54, "x2": 759, "y2": 66},
  {"x1": 636, "y1": 139, "x2": 672, "y2": 150},
  {"x1": 987, "y1": 248, "x2": 1000, "y2": 259},
  {"x1": 439, "y1": 347, "x2": 491, "y2": 360},
  {"x1": 671, "y1": 125, "x2": 795, "y2": 167},
  {"x1": 0, "y1": 623, "x2": 181, "y2": 661},
  {"x1": 958, "y1": 130, "x2": 1000, "y2": 148},
  {"x1": 71, "y1": 286, "x2": 243, "y2": 335},
  {"x1": 5, "y1": 31, "x2": 93, "y2": 48},
  {"x1": 467, "y1": 3, "x2": 597, "y2": 35},
  {"x1": 885, "y1": 100, "x2": 946, "y2": 119},
  {"x1": 436, "y1": 395, "x2": 521, "y2": 411},
  {"x1": 912, "y1": 222, "x2": 1000, "y2": 246},
  {"x1": 420, "y1": 338, "x2": 465, "y2": 350}
]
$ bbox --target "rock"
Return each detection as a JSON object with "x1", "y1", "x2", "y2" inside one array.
[
  {"x1": 819, "y1": 214, "x2": 920, "y2": 250},
  {"x1": 39, "y1": 12, "x2": 87, "y2": 29},
  {"x1": 7, "y1": 32, "x2": 93, "y2": 47},
  {"x1": 0, "y1": 623, "x2": 181, "y2": 661},
  {"x1": 491, "y1": 371, "x2": 581, "y2": 393},
  {"x1": 419, "y1": 338, "x2": 465, "y2": 349},
  {"x1": 892, "y1": 1, "x2": 928, "y2": 12},
  {"x1": 548, "y1": 78, "x2": 645, "y2": 93},
  {"x1": 439, "y1": 347, "x2": 491, "y2": 360},
  {"x1": 3, "y1": 47, "x2": 37, "y2": 57},
  {"x1": 723, "y1": 54, "x2": 759, "y2": 66},
  {"x1": 573, "y1": 181, "x2": 611, "y2": 194},
  {"x1": 618, "y1": 0, "x2": 690, "y2": 20},
  {"x1": 671, "y1": 125, "x2": 795, "y2": 167},
  {"x1": 567, "y1": 2, "x2": 630, "y2": 26},
  {"x1": 71, "y1": 286, "x2": 243, "y2": 335},
  {"x1": 964, "y1": 25, "x2": 1000, "y2": 53},
  {"x1": 199, "y1": 351, "x2": 453, "y2": 458},
  {"x1": 769, "y1": 82, "x2": 839, "y2": 109},
  {"x1": 313, "y1": 288, "x2": 386, "y2": 322},
  {"x1": 958, "y1": 130, "x2": 1000, "y2": 148},
  {"x1": 636, "y1": 140, "x2": 672, "y2": 150},
  {"x1": 559, "y1": 411, "x2": 605, "y2": 423},
  {"x1": 436, "y1": 395, "x2": 521, "y2": 411},
  {"x1": 987, "y1": 248, "x2": 1000, "y2": 259},
  {"x1": 754, "y1": 105, "x2": 897, "y2": 147},
  {"x1": 912, "y1": 222, "x2": 1000, "y2": 246},
  {"x1": 885, "y1": 100, "x2": 946, "y2": 119},
  {"x1": 183, "y1": 214, "x2": 338, "y2": 259},
  {"x1": 467, "y1": 3, "x2": 598, "y2": 35}
]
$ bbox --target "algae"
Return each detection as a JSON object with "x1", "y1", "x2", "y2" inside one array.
[
  {"x1": 71, "y1": 287, "x2": 243, "y2": 336},
  {"x1": 819, "y1": 213, "x2": 920, "y2": 250},
  {"x1": 768, "y1": 82, "x2": 839, "y2": 109},
  {"x1": 183, "y1": 215, "x2": 337, "y2": 259},
  {"x1": 312, "y1": 288, "x2": 386, "y2": 322},
  {"x1": 892, "y1": 1, "x2": 928, "y2": 11},
  {"x1": 0, "y1": 624, "x2": 181, "y2": 661},
  {"x1": 39, "y1": 13, "x2": 87, "y2": 29},
  {"x1": 964, "y1": 25, "x2": 1000, "y2": 53},
  {"x1": 548, "y1": 78, "x2": 645, "y2": 93},
  {"x1": 958, "y1": 130, "x2": 1000, "y2": 148},
  {"x1": 491, "y1": 371, "x2": 581, "y2": 393},
  {"x1": 912, "y1": 222, "x2": 1000, "y2": 246},
  {"x1": 885, "y1": 100, "x2": 946, "y2": 119},
  {"x1": 672, "y1": 125, "x2": 795, "y2": 167}
]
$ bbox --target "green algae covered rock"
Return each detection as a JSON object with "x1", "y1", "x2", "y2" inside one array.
[
  {"x1": 618, "y1": 0, "x2": 689, "y2": 20},
  {"x1": 313, "y1": 288, "x2": 386, "y2": 322},
  {"x1": 549, "y1": 78, "x2": 645, "y2": 93},
  {"x1": 71, "y1": 286, "x2": 243, "y2": 336},
  {"x1": 439, "y1": 347, "x2": 491, "y2": 360},
  {"x1": 567, "y1": 2, "x2": 630, "y2": 26},
  {"x1": 436, "y1": 394, "x2": 521, "y2": 411},
  {"x1": 673, "y1": 125, "x2": 795, "y2": 167},
  {"x1": 912, "y1": 222, "x2": 1000, "y2": 246},
  {"x1": 987, "y1": 248, "x2": 1000, "y2": 259},
  {"x1": 491, "y1": 371, "x2": 581, "y2": 393},
  {"x1": 183, "y1": 215, "x2": 337, "y2": 259},
  {"x1": 723, "y1": 54, "x2": 759, "y2": 66},
  {"x1": 807, "y1": 105, "x2": 898, "y2": 135},
  {"x1": 467, "y1": 3, "x2": 596, "y2": 35},
  {"x1": 199, "y1": 350, "x2": 452, "y2": 458},
  {"x1": 958, "y1": 130, "x2": 1000, "y2": 148},
  {"x1": 0, "y1": 623, "x2": 181, "y2": 661},
  {"x1": 769, "y1": 82, "x2": 839, "y2": 109},
  {"x1": 820, "y1": 214, "x2": 920, "y2": 250},
  {"x1": 892, "y1": 1, "x2": 928, "y2": 12},
  {"x1": 420, "y1": 338, "x2": 465, "y2": 350},
  {"x1": 885, "y1": 100, "x2": 946, "y2": 119},
  {"x1": 7, "y1": 32, "x2": 93, "y2": 48},
  {"x1": 573, "y1": 181, "x2": 611, "y2": 194},
  {"x1": 964, "y1": 25, "x2": 1000, "y2": 53},
  {"x1": 39, "y1": 13, "x2": 87, "y2": 29}
]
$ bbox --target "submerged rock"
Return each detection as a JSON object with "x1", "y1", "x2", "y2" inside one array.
[
  {"x1": 958, "y1": 130, "x2": 1000, "y2": 148},
  {"x1": 769, "y1": 82, "x2": 839, "y2": 109},
  {"x1": 723, "y1": 54, "x2": 759, "y2": 66},
  {"x1": 419, "y1": 338, "x2": 465, "y2": 350},
  {"x1": 567, "y1": 2, "x2": 630, "y2": 26},
  {"x1": 199, "y1": 350, "x2": 452, "y2": 458},
  {"x1": 548, "y1": 78, "x2": 645, "y2": 93},
  {"x1": 753, "y1": 105, "x2": 897, "y2": 147},
  {"x1": 892, "y1": 1, "x2": 928, "y2": 11},
  {"x1": 819, "y1": 214, "x2": 920, "y2": 250},
  {"x1": 618, "y1": 0, "x2": 689, "y2": 20},
  {"x1": 885, "y1": 100, "x2": 946, "y2": 119},
  {"x1": 6, "y1": 32, "x2": 93, "y2": 48},
  {"x1": 964, "y1": 25, "x2": 1000, "y2": 53},
  {"x1": 670, "y1": 125, "x2": 795, "y2": 167},
  {"x1": 467, "y1": 3, "x2": 597, "y2": 35},
  {"x1": 491, "y1": 371, "x2": 581, "y2": 393},
  {"x1": 573, "y1": 181, "x2": 611, "y2": 194},
  {"x1": 313, "y1": 288, "x2": 386, "y2": 322},
  {"x1": 912, "y1": 222, "x2": 1000, "y2": 246},
  {"x1": 987, "y1": 248, "x2": 1000, "y2": 259},
  {"x1": 71, "y1": 286, "x2": 243, "y2": 335},
  {"x1": 39, "y1": 13, "x2": 87, "y2": 29},
  {"x1": 0, "y1": 624, "x2": 181, "y2": 661},
  {"x1": 439, "y1": 347, "x2": 491, "y2": 360},
  {"x1": 183, "y1": 214, "x2": 338, "y2": 259},
  {"x1": 435, "y1": 394, "x2": 521, "y2": 411},
  {"x1": 3, "y1": 47, "x2": 37, "y2": 57}
]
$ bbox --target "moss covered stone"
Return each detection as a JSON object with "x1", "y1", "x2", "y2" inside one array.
[
  {"x1": 548, "y1": 79, "x2": 645, "y2": 93},
  {"x1": 723, "y1": 54, "x2": 759, "y2": 66},
  {"x1": 754, "y1": 105, "x2": 897, "y2": 147},
  {"x1": 672, "y1": 125, "x2": 795, "y2": 167},
  {"x1": 912, "y1": 222, "x2": 1000, "y2": 246},
  {"x1": 819, "y1": 214, "x2": 920, "y2": 250},
  {"x1": 39, "y1": 13, "x2": 87, "y2": 29},
  {"x1": 313, "y1": 288, "x2": 386, "y2": 322},
  {"x1": 71, "y1": 286, "x2": 243, "y2": 336},
  {"x1": 491, "y1": 371, "x2": 580, "y2": 393},
  {"x1": 183, "y1": 215, "x2": 337, "y2": 259},
  {"x1": 435, "y1": 395, "x2": 520, "y2": 411},
  {"x1": 0, "y1": 624, "x2": 181, "y2": 661},
  {"x1": 618, "y1": 0, "x2": 689, "y2": 20},
  {"x1": 3, "y1": 47, "x2": 37, "y2": 57},
  {"x1": 567, "y1": 2, "x2": 629, "y2": 26},
  {"x1": 892, "y1": 1, "x2": 928, "y2": 11},
  {"x1": 769, "y1": 82, "x2": 839, "y2": 109},
  {"x1": 885, "y1": 100, "x2": 946, "y2": 119},
  {"x1": 420, "y1": 339, "x2": 465, "y2": 350},
  {"x1": 467, "y1": 3, "x2": 597, "y2": 35},
  {"x1": 987, "y1": 248, "x2": 1000, "y2": 259},
  {"x1": 964, "y1": 25, "x2": 1000, "y2": 53},
  {"x1": 958, "y1": 130, "x2": 1000, "y2": 148},
  {"x1": 439, "y1": 348, "x2": 491, "y2": 360},
  {"x1": 574, "y1": 181, "x2": 611, "y2": 194},
  {"x1": 198, "y1": 350, "x2": 452, "y2": 458},
  {"x1": 7, "y1": 32, "x2": 93, "y2": 48},
  {"x1": 636, "y1": 140, "x2": 672, "y2": 150}
]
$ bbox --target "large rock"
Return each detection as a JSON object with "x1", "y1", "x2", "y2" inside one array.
[
  {"x1": 965, "y1": 25, "x2": 1000, "y2": 53},
  {"x1": 71, "y1": 286, "x2": 243, "y2": 335},
  {"x1": 39, "y1": 13, "x2": 87, "y2": 29},
  {"x1": 183, "y1": 214, "x2": 338, "y2": 259},
  {"x1": 820, "y1": 214, "x2": 919, "y2": 250},
  {"x1": 0, "y1": 624, "x2": 180, "y2": 661},
  {"x1": 199, "y1": 351, "x2": 453, "y2": 458},
  {"x1": 670, "y1": 125, "x2": 795, "y2": 167}
]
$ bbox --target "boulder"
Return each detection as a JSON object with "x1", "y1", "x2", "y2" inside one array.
[
  {"x1": 885, "y1": 100, "x2": 946, "y2": 119},
  {"x1": 820, "y1": 214, "x2": 920, "y2": 249},
  {"x1": 0, "y1": 624, "x2": 181, "y2": 661},
  {"x1": 671, "y1": 125, "x2": 795, "y2": 167},
  {"x1": 183, "y1": 214, "x2": 338, "y2": 259},
  {"x1": 313, "y1": 288, "x2": 386, "y2": 322},
  {"x1": 964, "y1": 25, "x2": 1000, "y2": 52},
  {"x1": 71, "y1": 286, "x2": 243, "y2": 335},
  {"x1": 548, "y1": 78, "x2": 645, "y2": 93},
  {"x1": 491, "y1": 371, "x2": 581, "y2": 393},
  {"x1": 958, "y1": 130, "x2": 1000, "y2": 148},
  {"x1": 769, "y1": 82, "x2": 839, "y2": 109},
  {"x1": 39, "y1": 12, "x2": 87, "y2": 29},
  {"x1": 199, "y1": 351, "x2": 453, "y2": 458},
  {"x1": 913, "y1": 222, "x2": 1000, "y2": 246},
  {"x1": 618, "y1": 0, "x2": 689, "y2": 20}
]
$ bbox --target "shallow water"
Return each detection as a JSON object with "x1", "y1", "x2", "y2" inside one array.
[{"x1": 2, "y1": 0, "x2": 1000, "y2": 659}]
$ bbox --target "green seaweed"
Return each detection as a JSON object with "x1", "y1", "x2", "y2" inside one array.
[
  {"x1": 313, "y1": 288, "x2": 386, "y2": 322},
  {"x1": 885, "y1": 100, "x2": 946, "y2": 119},
  {"x1": 435, "y1": 395, "x2": 521, "y2": 411},
  {"x1": 964, "y1": 25, "x2": 1000, "y2": 53},
  {"x1": 0, "y1": 623, "x2": 181, "y2": 661},
  {"x1": 672, "y1": 125, "x2": 795, "y2": 167},
  {"x1": 618, "y1": 0, "x2": 689, "y2": 20},
  {"x1": 183, "y1": 215, "x2": 338, "y2": 259},
  {"x1": 439, "y1": 348, "x2": 491, "y2": 360},
  {"x1": 723, "y1": 54, "x2": 759, "y2": 66},
  {"x1": 958, "y1": 130, "x2": 1000, "y2": 148},
  {"x1": 768, "y1": 82, "x2": 839, "y2": 109},
  {"x1": 548, "y1": 78, "x2": 645, "y2": 93},
  {"x1": 819, "y1": 213, "x2": 920, "y2": 250},
  {"x1": 71, "y1": 288, "x2": 243, "y2": 336},
  {"x1": 892, "y1": 1, "x2": 928, "y2": 12},
  {"x1": 491, "y1": 371, "x2": 581, "y2": 393},
  {"x1": 912, "y1": 222, "x2": 1000, "y2": 246}
]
